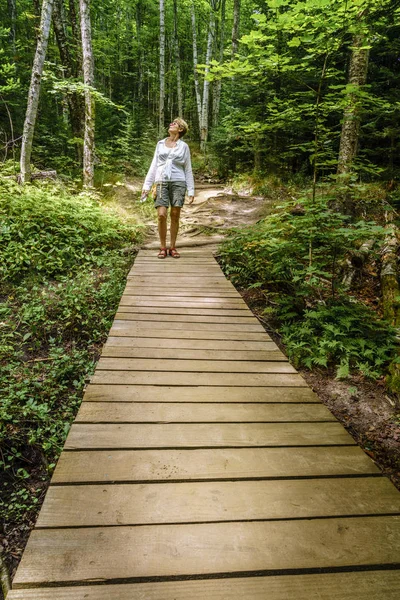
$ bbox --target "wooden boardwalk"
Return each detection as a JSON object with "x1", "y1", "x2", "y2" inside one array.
[{"x1": 8, "y1": 249, "x2": 400, "y2": 599}]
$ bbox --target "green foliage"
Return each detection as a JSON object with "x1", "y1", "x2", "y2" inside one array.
[
  {"x1": 219, "y1": 188, "x2": 396, "y2": 378},
  {"x1": 0, "y1": 177, "x2": 141, "y2": 281},
  {"x1": 0, "y1": 177, "x2": 142, "y2": 526}
]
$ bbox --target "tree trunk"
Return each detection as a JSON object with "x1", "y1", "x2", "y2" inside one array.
[
  {"x1": 20, "y1": 0, "x2": 54, "y2": 183},
  {"x1": 173, "y1": 0, "x2": 183, "y2": 116},
  {"x1": 53, "y1": 0, "x2": 83, "y2": 162},
  {"x1": 159, "y1": 0, "x2": 166, "y2": 137},
  {"x1": 79, "y1": 0, "x2": 95, "y2": 187},
  {"x1": 381, "y1": 214, "x2": 400, "y2": 326},
  {"x1": 337, "y1": 34, "x2": 370, "y2": 175},
  {"x1": 200, "y1": 8, "x2": 215, "y2": 152},
  {"x1": 231, "y1": 0, "x2": 240, "y2": 57},
  {"x1": 7, "y1": 0, "x2": 16, "y2": 55},
  {"x1": 190, "y1": 2, "x2": 202, "y2": 133},
  {"x1": 212, "y1": 0, "x2": 225, "y2": 128}
]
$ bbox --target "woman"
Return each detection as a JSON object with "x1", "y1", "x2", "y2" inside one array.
[{"x1": 141, "y1": 118, "x2": 195, "y2": 258}]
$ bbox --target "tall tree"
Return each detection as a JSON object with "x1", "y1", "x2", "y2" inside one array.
[
  {"x1": 200, "y1": 1, "x2": 217, "y2": 152},
  {"x1": 79, "y1": 0, "x2": 95, "y2": 187},
  {"x1": 337, "y1": 34, "x2": 370, "y2": 175},
  {"x1": 53, "y1": 0, "x2": 84, "y2": 162},
  {"x1": 159, "y1": 0, "x2": 166, "y2": 137},
  {"x1": 190, "y1": 1, "x2": 202, "y2": 132},
  {"x1": 231, "y1": 0, "x2": 240, "y2": 57},
  {"x1": 7, "y1": 0, "x2": 17, "y2": 55},
  {"x1": 212, "y1": 0, "x2": 226, "y2": 127},
  {"x1": 173, "y1": 0, "x2": 183, "y2": 116},
  {"x1": 20, "y1": 0, "x2": 55, "y2": 183}
]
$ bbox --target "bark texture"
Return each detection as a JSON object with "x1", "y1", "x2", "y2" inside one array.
[
  {"x1": 190, "y1": 2, "x2": 202, "y2": 132},
  {"x1": 159, "y1": 0, "x2": 166, "y2": 137},
  {"x1": 53, "y1": 0, "x2": 84, "y2": 162},
  {"x1": 200, "y1": 8, "x2": 215, "y2": 152},
  {"x1": 20, "y1": 0, "x2": 54, "y2": 183},
  {"x1": 337, "y1": 35, "x2": 370, "y2": 175},
  {"x1": 79, "y1": 0, "x2": 95, "y2": 187},
  {"x1": 232, "y1": 0, "x2": 240, "y2": 57},
  {"x1": 173, "y1": 0, "x2": 183, "y2": 116},
  {"x1": 7, "y1": 0, "x2": 16, "y2": 54},
  {"x1": 212, "y1": 0, "x2": 226, "y2": 127}
]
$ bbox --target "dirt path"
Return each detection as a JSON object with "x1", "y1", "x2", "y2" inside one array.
[{"x1": 116, "y1": 179, "x2": 273, "y2": 250}]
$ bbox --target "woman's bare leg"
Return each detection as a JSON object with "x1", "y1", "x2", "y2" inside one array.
[
  {"x1": 170, "y1": 207, "x2": 181, "y2": 248},
  {"x1": 157, "y1": 206, "x2": 168, "y2": 247}
]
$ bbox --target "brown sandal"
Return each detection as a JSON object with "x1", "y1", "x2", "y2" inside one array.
[
  {"x1": 158, "y1": 247, "x2": 167, "y2": 259},
  {"x1": 169, "y1": 247, "x2": 180, "y2": 258}
]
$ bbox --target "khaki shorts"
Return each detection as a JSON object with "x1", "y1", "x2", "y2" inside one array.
[{"x1": 154, "y1": 181, "x2": 186, "y2": 208}]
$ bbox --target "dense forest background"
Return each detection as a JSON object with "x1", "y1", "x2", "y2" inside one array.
[
  {"x1": 1, "y1": 0, "x2": 400, "y2": 181},
  {"x1": 1, "y1": 0, "x2": 400, "y2": 592}
]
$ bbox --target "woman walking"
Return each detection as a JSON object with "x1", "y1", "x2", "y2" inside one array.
[{"x1": 141, "y1": 118, "x2": 195, "y2": 258}]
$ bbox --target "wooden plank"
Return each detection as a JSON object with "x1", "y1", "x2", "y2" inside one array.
[
  {"x1": 75, "y1": 402, "x2": 336, "y2": 423},
  {"x1": 120, "y1": 298, "x2": 247, "y2": 307},
  {"x1": 96, "y1": 358, "x2": 296, "y2": 374},
  {"x1": 7, "y1": 571, "x2": 400, "y2": 600},
  {"x1": 128, "y1": 274, "x2": 227, "y2": 280},
  {"x1": 115, "y1": 313, "x2": 257, "y2": 324},
  {"x1": 127, "y1": 278, "x2": 234, "y2": 287},
  {"x1": 52, "y1": 446, "x2": 380, "y2": 483},
  {"x1": 101, "y1": 348, "x2": 286, "y2": 361},
  {"x1": 117, "y1": 306, "x2": 255, "y2": 317},
  {"x1": 65, "y1": 422, "x2": 354, "y2": 449},
  {"x1": 123, "y1": 288, "x2": 242, "y2": 297},
  {"x1": 105, "y1": 337, "x2": 276, "y2": 351},
  {"x1": 36, "y1": 478, "x2": 400, "y2": 528},
  {"x1": 113, "y1": 320, "x2": 265, "y2": 332},
  {"x1": 13, "y1": 516, "x2": 400, "y2": 586},
  {"x1": 90, "y1": 371, "x2": 306, "y2": 386},
  {"x1": 109, "y1": 327, "x2": 269, "y2": 341},
  {"x1": 83, "y1": 385, "x2": 318, "y2": 403}
]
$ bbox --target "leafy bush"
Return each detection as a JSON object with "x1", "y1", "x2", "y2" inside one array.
[
  {"x1": 219, "y1": 191, "x2": 396, "y2": 378},
  {"x1": 0, "y1": 178, "x2": 140, "y2": 281},
  {"x1": 0, "y1": 178, "x2": 142, "y2": 528}
]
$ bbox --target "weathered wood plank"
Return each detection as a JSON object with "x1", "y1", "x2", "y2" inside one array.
[
  {"x1": 90, "y1": 371, "x2": 306, "y2": 386},
  {"x1": 101, "y1": 347, "x2": 286, "y2": 361},
  {"x1": 52, "y1": 446, "x2": 380, "y2": 483},
  {"x1": 120, "y1": 298, "x2": 247, "y2": 307},
  {"x1": 105, "y1": 337, "x2": 276, "y2": 350},
  {"x1": 75, "y1": 401, "x2": 335, "y2": 423},
  {"x1": 109, "y1": 326, "x2": 269, "y2": 341},
  {"x1": 123, "y1": 288, "x2": 242, "y2": 297},
  {"x1": 115, "y1": 313, "x2": 258, "y2": 324},
  {"x1": 36, "y1": 478, "x2": 400, "y2": 528},
  {"x1": 117, "y1": 306, "x2": 250, "y2": 317},
  {"x1": 13, "y1": 516, "x2": 400, "y2": 586},
  {"x1": 96, "y1": 358, "x2": 296, "y2": 374},
  {"x1": 7, "y1": 571, "x2": 400, "y2": 600},
  {"x1": 65, "y1": 422, "x2": 354, "y2": 449},
  {"x1": 83, "y1": 385, "x2": 318, "y2": 403},
  {"x1": 113, "y1": 320, "x2": 263, "y2": 331},
  {"x1": 127, "y1": 278, "x2": 234, "y2": 287}
]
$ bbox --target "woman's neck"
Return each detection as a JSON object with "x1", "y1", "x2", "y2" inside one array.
[{"x1": 167, "y1": 133, "x2": 180, "y2": 144}]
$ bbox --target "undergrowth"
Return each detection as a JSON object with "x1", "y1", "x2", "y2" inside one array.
[
  {"x1": 0, "y1": 176, "x2": 143, "y2": 548},
  {"x1": 219, "y1": 189, "x2": 398, "y2": 380}
]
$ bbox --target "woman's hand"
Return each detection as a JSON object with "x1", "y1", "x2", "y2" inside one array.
[
  {"x1": 140, "y1": 190, "x2": 148, "y2": 202},
  {"x1": 187, "y1": 196, "x2": 194, "y2": 204}
]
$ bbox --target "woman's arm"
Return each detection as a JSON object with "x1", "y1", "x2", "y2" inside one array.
[
  {"x1": 184, "y1": 145, "x2": 195, "y2": 199},
  {"x1": 143, "y1": 143, "x2": 159, "y2": 192}
]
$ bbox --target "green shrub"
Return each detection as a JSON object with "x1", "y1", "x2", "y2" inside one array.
[{"x1": 219, "y1": 192, "x2": 396, "y2": 379}]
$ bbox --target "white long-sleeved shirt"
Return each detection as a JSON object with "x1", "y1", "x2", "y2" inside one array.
[{"x1": 143, "y1": 138, "x2": 195, "y2": 197}]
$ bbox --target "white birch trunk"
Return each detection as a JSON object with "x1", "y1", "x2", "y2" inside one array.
[
  {"x1": 212, "y1": 0, "x2": 225, "y2": 127},
  {"x1": 159, "y1": 0, "x2": 165, "y2": 138},
  {"x1": 337, "y1": 34, "x2": 370, "y2": 175},
  {"x1": 20, "y1": 0, "x2": 54, "y2": 183},
  {"x1": 231, "y1": 0, "x2": 240, "y2": 57},
  {"x1": 79, "y1": 0, "x2": 95, "y2": 187},
  {"x1": 190, "y1": 3, "x2": 202, "y2": 133},
  {"x1": 200, "y1": 8, "x2": 215, "y2": 152},
  {"x1": 173, "y1": 0, "x2": 183, "y2": 116}
]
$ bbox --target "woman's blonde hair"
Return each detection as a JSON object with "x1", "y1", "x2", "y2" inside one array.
[{"x1": 174, "y1": 117, "x2": 188, "y2": 138}]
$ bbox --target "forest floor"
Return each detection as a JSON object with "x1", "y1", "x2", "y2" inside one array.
[{"x1": 115, "y1": 177, "x2": 400, "y2": 490}]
